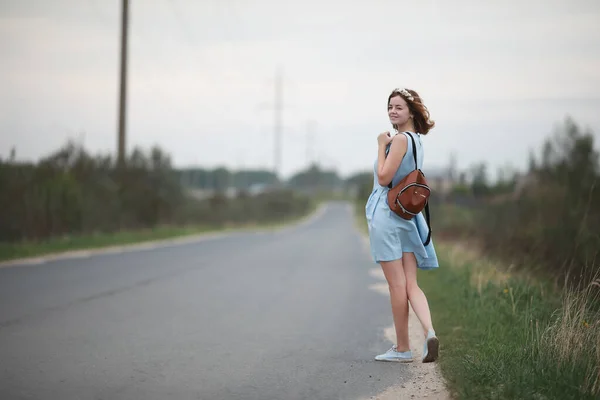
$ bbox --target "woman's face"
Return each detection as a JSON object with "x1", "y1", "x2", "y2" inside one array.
[{"x1": 388, "y1": 95, "x2": 411, "y2": 128}]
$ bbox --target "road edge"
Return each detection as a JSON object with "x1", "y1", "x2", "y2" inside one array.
[{"x1": 0, "y1": 202, "x2": 329, "y2": 269}]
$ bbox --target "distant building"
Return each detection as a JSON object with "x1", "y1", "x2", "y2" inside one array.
[{"x1": 248, "y1": 183, "x2": 270, "y2": 196}]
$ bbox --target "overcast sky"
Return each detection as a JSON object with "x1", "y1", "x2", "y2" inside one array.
[{"x1": 1, "y1": 0, "x2": 599, "y2": 179}]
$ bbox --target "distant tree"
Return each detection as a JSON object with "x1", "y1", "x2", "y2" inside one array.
[
  {"x1": 212, "y1": 167, "x2": 231, "y2": 192},
  {"x1": 537, "y1": 116, "x2": 599, "y2": 192},
  {"x1": 491, "y1": 164, "x2": 517, "y2": 195},
  {"x1": 528, "y1": 149, "x2": 537, "y2": 173},
  {"x1": 470, "y1": 162, "x2": 490, "y2": 197},
  {"x1": 288, "y1": 164, "x2": 342, "y2": 188}
]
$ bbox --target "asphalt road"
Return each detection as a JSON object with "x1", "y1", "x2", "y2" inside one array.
[{"x1": 0, "y1": 202, "x2": 419, "y2": 400}]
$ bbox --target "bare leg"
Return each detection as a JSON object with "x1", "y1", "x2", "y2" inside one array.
[
  {"x1": 402, "y1": 252, "x2": 434, "y2": 336},
  {"x1": 380, "y1": 258, "x2": 410, "y2": 351}
]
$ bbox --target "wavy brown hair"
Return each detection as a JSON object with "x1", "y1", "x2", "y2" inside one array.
[{"x1": 387, "y1": 88, "x2": 435, "y2": 135}]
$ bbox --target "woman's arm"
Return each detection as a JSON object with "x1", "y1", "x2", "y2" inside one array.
[{"x1": 376, "y1": 134, "x2": 407, "y2": 186}]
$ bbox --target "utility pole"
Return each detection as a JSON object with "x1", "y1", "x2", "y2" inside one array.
[
  {"x1": 117, "y1": 0, "x2": 129, "y2": 167},
  {"x1": 306, "y1": 120, "x2": 316, "y2": 167},
  {"x1": 273, "y1": 67, "x2": 283, "y2": 182}
]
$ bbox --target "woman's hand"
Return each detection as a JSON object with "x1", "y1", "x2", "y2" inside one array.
[{"x1": 377, "y1": 131, "x2": 393, "y2": 147}]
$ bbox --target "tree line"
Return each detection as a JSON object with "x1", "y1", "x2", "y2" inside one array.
[
  {"x1": 423, "y1": 117, "x2": 598, "y2": 287},
  {"x1": 475, "y1": 117, "x2": 599, "y2": 286},
  {"x1": 0, "y1": 141, "x2": 315, "y2": 244}
]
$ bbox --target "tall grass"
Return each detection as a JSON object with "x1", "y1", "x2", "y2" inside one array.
[{"x1": 541, "y1": 277, "x2": 600, "y2": 396}]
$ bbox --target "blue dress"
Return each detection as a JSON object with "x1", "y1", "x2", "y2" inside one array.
[{"x1": 365, "y1": 131, "x2": 439, "y2": 270}]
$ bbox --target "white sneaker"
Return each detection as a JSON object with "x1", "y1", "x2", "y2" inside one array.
[{"x1": 375, "y1": 345, "x2": 413, "y2": 362}]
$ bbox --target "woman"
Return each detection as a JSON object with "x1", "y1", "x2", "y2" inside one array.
[{"x1": 365, "y1": 88, "x2": 440, "y2": 363}]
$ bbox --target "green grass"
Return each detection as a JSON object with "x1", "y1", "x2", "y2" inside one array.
[
  {"x1": 430, "y1": 203, "x2": 478, "y2": 236},
  {"x1": 419, "y1": 247, "x2": 599, "y2": 400},
  {"x1": 353, "y1": 200, "x2": 600, "y2": 400},
  {"x1": 0, "y1": 225, "x2": 216, "y2": 262},
  {"x1": 0, "y1": 202, "x2": 320, "y2": 263}
]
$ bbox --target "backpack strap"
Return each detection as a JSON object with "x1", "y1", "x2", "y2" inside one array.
[
  {"x1": 423, "y1": 203, "x2": 432, "y2": 246},
  {"x1": 406, "y1": 131, "x2": 419, "y2": 170},
  {"x1": 386, "y1": 132, "x2": 418, "y2": 189}
]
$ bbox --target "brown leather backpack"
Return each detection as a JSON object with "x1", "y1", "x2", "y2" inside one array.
[{"x1": 385, "y1": 132, "x2": 432, "y2": 245}]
